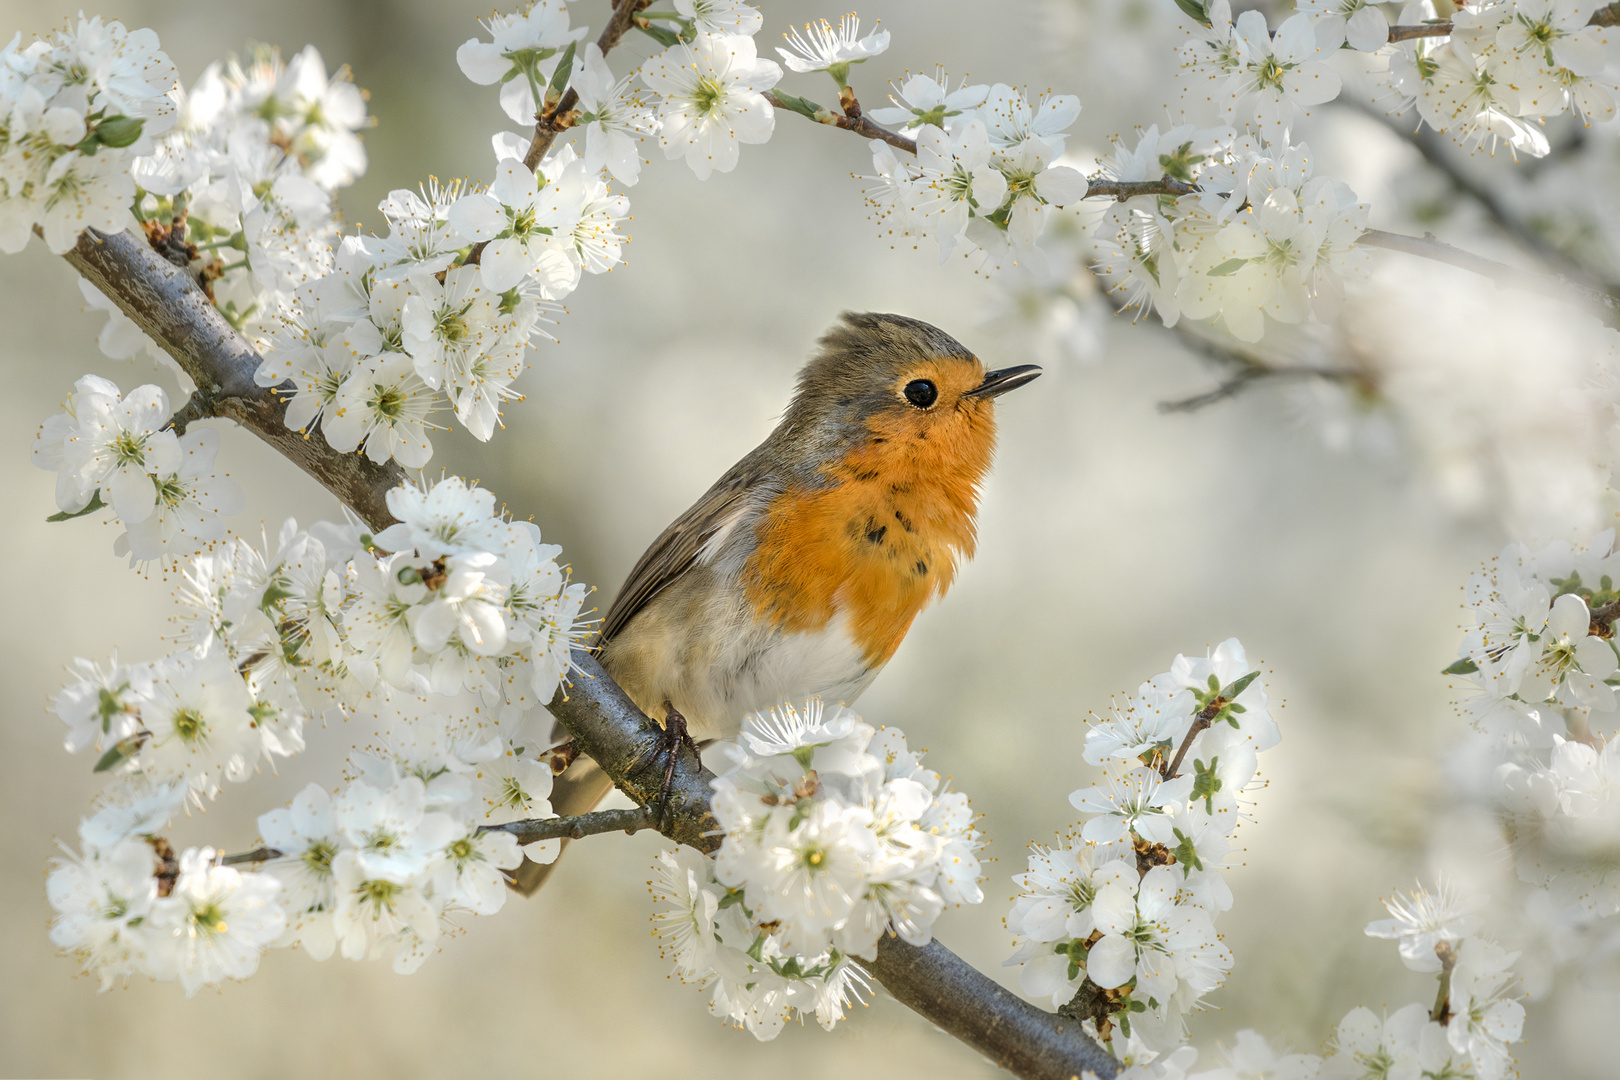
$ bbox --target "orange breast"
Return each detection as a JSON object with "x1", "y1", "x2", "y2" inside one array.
[{"x1": 743, "y1": 402, "x2": 996, "y2": 666}]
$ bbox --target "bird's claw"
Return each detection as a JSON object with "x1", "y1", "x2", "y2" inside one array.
[{"x1": 642, "y1": 702, "x2": 700, "y2": 830}]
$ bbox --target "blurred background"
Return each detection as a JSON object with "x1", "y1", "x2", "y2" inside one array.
[{"x1": 3, "y1": 0, "x2": 1619, "y2": 1075}]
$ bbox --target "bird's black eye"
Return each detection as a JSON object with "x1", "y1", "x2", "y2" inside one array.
[{"x1": 903, "y1": 379, "x2": 938, "y2": 409}]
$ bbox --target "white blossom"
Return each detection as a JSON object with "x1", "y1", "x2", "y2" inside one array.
[
  {"x1": 146, "y1": 848, "x2": 286, "y2": 996},
  {"x1": 776, "y1": 16, "x2": 889, "y2": 85},
  {"x1": 1365, "y1": 878, "x2": 1486, "y2": 973},
  {"x1": 639, "y1": 33, "x2": 782, "y2": 180}
]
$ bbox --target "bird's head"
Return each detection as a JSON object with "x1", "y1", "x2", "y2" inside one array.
[{"x1": 778, "y1": 311, "x2": 1041, "y2": 484}]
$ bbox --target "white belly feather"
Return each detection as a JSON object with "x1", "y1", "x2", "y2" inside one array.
[{"x1": 684, "y1": 610, "x2": 879, "y2": 740}]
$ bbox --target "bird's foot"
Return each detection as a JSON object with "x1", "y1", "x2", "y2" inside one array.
[{"x1": 650, "y1": 702, "x2": 700, "y2": 829}]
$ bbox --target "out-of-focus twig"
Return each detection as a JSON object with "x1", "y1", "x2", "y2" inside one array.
[
  {"x1": 1339, "y1": 96, "x2": 1620, "y2": 298},
  {"x1": 1387, "y1": 2, "x2": 1618, "y2": 39},
  {"x1": 1356, "y1": 228, "x2": 1620, "y2": 329},
  {"x1": 765, "y1": 88, "x2": 1198, "y2": 199}
]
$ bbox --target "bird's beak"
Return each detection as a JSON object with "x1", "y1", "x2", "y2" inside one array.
[{"x1": 963, "y1": 364, "x2": 1043, "y2": 399}]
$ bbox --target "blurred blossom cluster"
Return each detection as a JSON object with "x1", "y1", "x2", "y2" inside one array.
[
  {"x1": 45, "y1": 476, "x2": 584, "y2": 992},
  {"x1": 649, "y1": 699, "x2": 981, "y2": 1039}
]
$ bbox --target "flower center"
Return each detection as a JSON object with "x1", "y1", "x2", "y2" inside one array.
[
  {"x1": 302, "y1": 840, "x2": 337, "y2": 876},
  {"x1": 692, "y1": 76, "x2": 726, "y2": 115},
  {"x1": 436, "y1": 299, "x2": 475, "y2": 344},
  {"x1": 1255, "y1": 57, "x2": 1289, "y2": 91},
  {"x1": 372, "y1": 385, "x2": 406, "y2": 419},
  {"x1": 361, "y1": 878, "x2": 400, "y2": 909},
  {"x1": 111, "y1": 431, "x2": 148, "y2": 466},
  {"x1": 191, "y1": 901, "x2": 228, "y2": 935},
  {"x1": 499, "y1": 776, "x2": 530, "y2": 809},
  {"x1": 172, "y1": 707, "x2": 207, "y2": 744},
  {"x1": 152, "y1": 474, "x2": 189, "y2": 509},
  {"x1": 363, "y1": 828, "x2": 400, "y2": 855}
]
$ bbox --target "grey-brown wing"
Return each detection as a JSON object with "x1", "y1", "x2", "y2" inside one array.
[{"x1": 597, "y1": 452, "x2": 774, "y2": 645}]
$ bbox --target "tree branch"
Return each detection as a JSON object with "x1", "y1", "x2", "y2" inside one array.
[
  {"x1": 763, "y1": 89, "x2": 1197, "y2": 199},
  {"x1": 220, "y1": 807, "x2": 662, "y2": 866},
  {"x1": 59, "y1": 223, "x2": 1119, "y2": 1080},
  {"x1": 482, "y1": 805, "x2": 657, "y2": 844},
  {"x1": 1085, "y1": 264, "x2": 1366, "y2": 412},
  {"x1": 863, "y1": 937, "x2": 1122, "y2": 1080},
  {"x1": 1355, "y1": 227, "x2": 1620, "y2": 329},
  {"x1": 1386, "y1": 3, "x2": 1618, "y2": 40},
  {"x1": 1156, "y1": 361, "x2": 1358, "y2": 414},
  {"x1": 467, "y1": 0, "x2": 649, "y2": 266},
  {"x1": 1339, "y1": 96, "x2": 1620, "y2": 297},
  {"x1": 521, "y1": 0, "x2": 646, "y2": 173},
  {"x1": 62, "y1": 227, "x2": 405, "y2": 531}
]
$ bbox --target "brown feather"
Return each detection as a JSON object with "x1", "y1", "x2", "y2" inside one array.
[{"x1": 596, "y1": 450, "x2": 778, "y2": 646}]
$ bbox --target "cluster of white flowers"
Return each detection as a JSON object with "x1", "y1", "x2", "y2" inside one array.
[
  {"x1": 108, "y1": 44, "x2": 367, "y2": 347},
  {"x1": 1357, "y1": 881, "x2": 1527, "y2": 1080},
  {"x1": 848, "y1": 0, "x2": 1378, "y2": 342},
  {"x1": 863, "y1": 75, "x2": 1085, "y2": 270},
  {"x1": 1161, "y1": 983, "x2": 1505, "y2": 1080},
  {"x1": 250, "y1": 167, "x2": 577, "y2": 466},
  {"x1": 1450, "y1": 532, "x2": 1620, "y2": 739},
  {"x1": 0, "y1": 16, "x2": 177, "y2": 255},
  {"x1": 49, "y1": 801, "x2": 288, "y2": 997},
  {"x1": 1004, "y1": 640, "x2": 1277, "y2": 1053},
  {"x1": 44, "y1": 474, "x2": 584, "y2": 992},
  {"x1": 992, "y1": 638, "x2": 1520, "y2": 1080},
  {"x1": 648, "y1": 699, "x2": 982, "y2": 1040},
  {"x1": 1092, "y1": 134, "x2": 1370, "y2": 343},
  {"x1": 48, "y1": 694, "x2": 560, "y2": 993},
  {"x1": 1389, "y1": 0, "x2": 1618, "y2": 159},
  {"x1": 31, "y1": 375, "x2": 244, "y2": 563},
  {"x1": 1435, "y1": 532, "x2": 1620, "y2": 994}
]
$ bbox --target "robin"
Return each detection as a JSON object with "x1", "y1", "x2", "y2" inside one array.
[{"x1": 514, "y1": 311, "x2": 1039, "y2": 892}]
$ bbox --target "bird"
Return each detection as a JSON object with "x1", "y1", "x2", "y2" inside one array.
[{"x1": 511, "y1": 311, "x2": 1040, "y2": 893}]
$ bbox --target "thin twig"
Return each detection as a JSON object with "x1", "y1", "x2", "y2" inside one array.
[
  {"x1": 220, "y1": 846, "x2": 281, "y2": 866},
  {"x1": 764, "y1": 89, "x2": 1197, "y2": 200},
  {"x1": 1339, "y1": 96, "x2": 1620, "y2": 297},
  {"x1": 1355, "y1": 227, "x2": 1620, "y2": 329},
  {"x1": 217, "y1": 809, "x2": 660, "y2": 867},
  {"x1": 1386, "y1": 3, "x2": 1618, "y2": 40},
  {"x1": 1164, "y1": 711, "x2": 1215, "y2": 781},
  {"x1": 467, "y1": 0, "x2": 649, "y2": 265},
  {"x1": 1157, "y1": 363, "x2": 1358, "y2": 413},
  {"x1": 1087, "y1": 266, "x2": 1365, "y2": 412},
  {"x1": 480, "y1": 805, "x2": 656, "y2": 844}
]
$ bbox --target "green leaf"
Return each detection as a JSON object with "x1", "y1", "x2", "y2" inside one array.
[
  {"x1": 1442, "y1": 658, "x2": 1480, "y2": 675},
  {"x1": 771, "y1": 91, "x2": 825, "y2": 121},
  {"x1": 93, "y1": 735, "x2": 143, "y2": 773},
  {"x1": 1191, "y1": 756, "x2": 1223, "y2": 814},
  {"x1": 637, "y1": 22, "x2": 682, "y2": 47},
  {"x1": 1207, "y1": 257, "x2": 1250, "y2": 277},
  {"x1": 547, "y1": 41, "x2": 577, "y2": 99},
  {"x1": 46, "y1": 491, "x2": 108, "y2": 523},
  {"x1": 93, "y1": 115, "x2": 145, "y2": 148},
  {"x1": 1221, "y1": 670, "x2": 1261, "y2": 700},
  {"x1": 1172, "y1": 0, "x2": 1211, "y2": 25},
  {"x1": 1171, "y1": 827, "x2": 1204, "y2": 875}
]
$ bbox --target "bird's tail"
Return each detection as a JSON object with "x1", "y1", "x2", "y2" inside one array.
[{"x1": 507, "y1": 758, "x2": 616, "y2": 896}]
